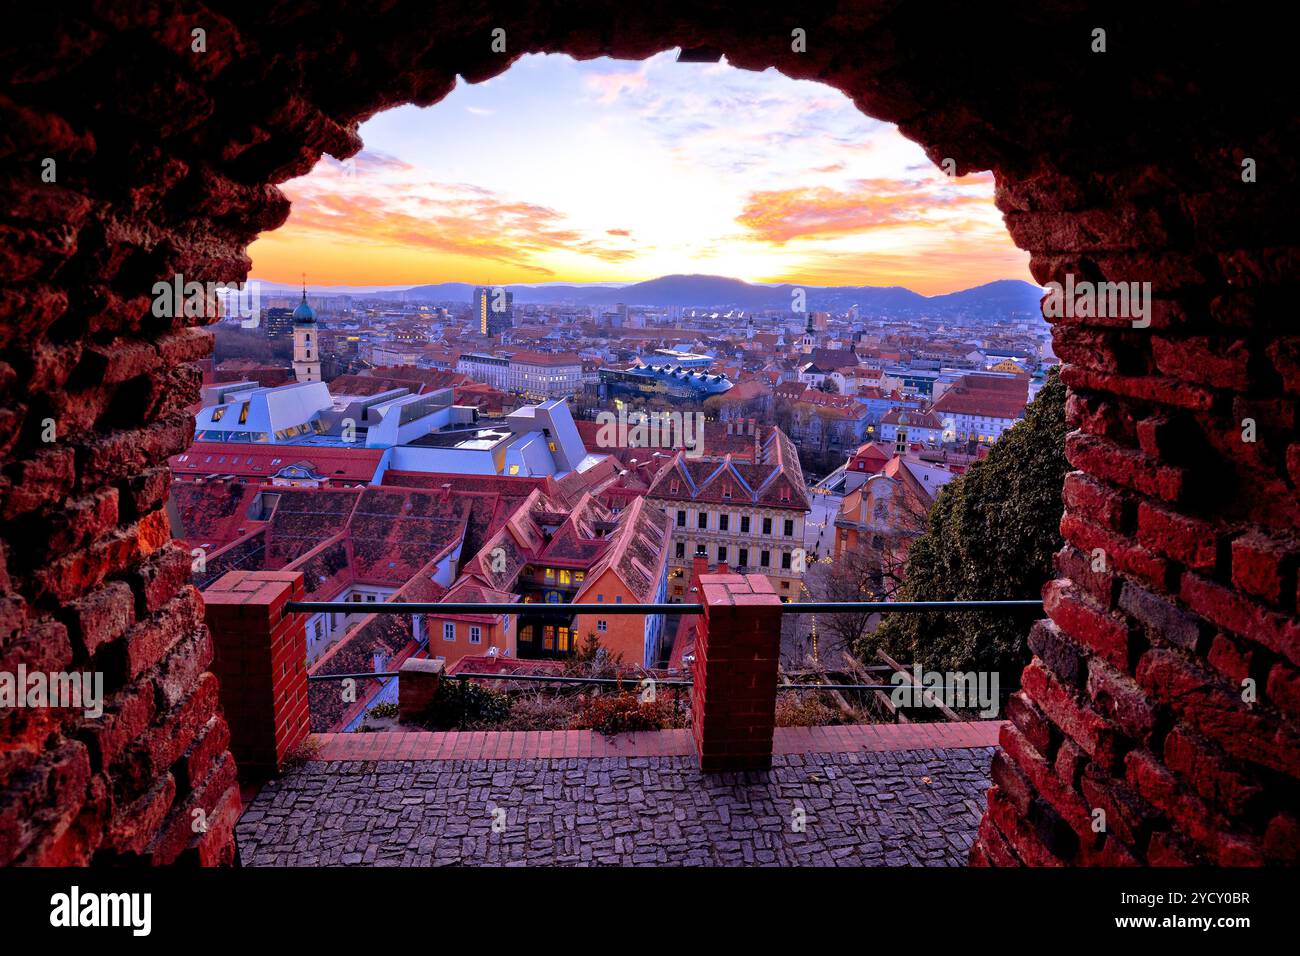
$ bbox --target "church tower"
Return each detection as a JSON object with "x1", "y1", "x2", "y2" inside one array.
[
  {"x1": 292, "y1": 277, "x2": 320, "y2": 383},
  {"x1": 800, "y1": 312, "x2": 816, "y2": 354}
]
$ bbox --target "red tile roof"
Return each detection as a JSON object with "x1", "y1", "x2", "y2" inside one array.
[
  {"x1": 170, "y1": 442, "x2": 385, "y2": 484},
  {"x1": 645, "y1": 428, "x2": 811, "y2": 512},
  {"x1": 506, "y1": 350, "x2": 582, "y2": 366},
  {"x1": 930, "y1": 374, "x2": 1029, "y2": 419},
  {"x1": 169, "y1": 479, "x2": 266, "y2": 552}
]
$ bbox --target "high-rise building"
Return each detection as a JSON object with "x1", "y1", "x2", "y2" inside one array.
[
  {"x1": 264, "y1": 307, "x2": 294, "y2": 341},
  {"x1": 473, "y1": 286, "x2": 514, "y2": 336}
]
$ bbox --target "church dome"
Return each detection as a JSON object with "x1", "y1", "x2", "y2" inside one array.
[{"x1": 293, "y1": 296, "x2": 315, "y2": 324}]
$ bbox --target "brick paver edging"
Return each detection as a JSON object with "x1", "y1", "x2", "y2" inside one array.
[{"x1": 308, "y1": 721, "x2": 1004, "y2": 762}]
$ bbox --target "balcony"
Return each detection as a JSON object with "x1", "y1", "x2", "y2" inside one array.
[
  {"x1": 206, "y1": 570, "x2": 1035, "y2": 866},
  {"x1": 235, "y1": 722, "x2": 1000, "y2": 866}
]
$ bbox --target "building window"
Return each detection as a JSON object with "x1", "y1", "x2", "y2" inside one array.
[
  {"x1": 558, "y1": 569, "x2": 572, "y2": 585},
  {"x1": 675, "y1": 542, "x2": 685, "y2": 559},
  {"x1": 719, "y1": 514, "x2": 729, "y2": 531},
  {"x1": 784, "y1": 519, "x2": 794, "y2": 536},
  {"x1": 676, "y1": 510, "x2": 686, "y2": 527},
  {"x1": 718, "y1": 546, "x2": 727, "y2": 563},
  {"x1": 469, "y1": 626, "x2": 482, "y2": 644},
  {"x1": 741, "y1": 516, "x2": 751, "y2": 533},
  {"x1": 739, "y1": 548, "x2": 749, "y2": 567},
  {"x1": 760, "y1": 550, "x2": 771, "y2": 568},
  {"x1": 597, "y1": 620, "x2": 608, "y2": 632},
  {"x1": 762, "y1": 517, "x2": 773, "y2": 535},
  {"x1": 781, "y1": 552, "x2": 792, "y2": 570},
  {"x1": 697, "y1": 512, "x2": 708, "y2": 530},
  {"x1": 443, "y1": 623, "x2": 455, "y2": 642}
]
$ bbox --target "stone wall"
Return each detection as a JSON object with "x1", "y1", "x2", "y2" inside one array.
[{"x1": 0, "y1": 2, "x2": 1294, "y2": 864}]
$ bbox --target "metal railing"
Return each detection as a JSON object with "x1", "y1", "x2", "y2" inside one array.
[
  {"x1": 287, "y1": 599, "x2": 1042, "y2": 616},
  {"x1": 297, "y1": 598, "x2": 1039, "y2": 724},
  {"x1": 306, "y1": 669, "x2": 1010, "y2": 695}
]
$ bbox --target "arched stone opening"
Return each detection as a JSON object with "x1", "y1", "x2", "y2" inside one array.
[{"x1": 0, "y1": 3, "x2": 1294, "y2": 865}]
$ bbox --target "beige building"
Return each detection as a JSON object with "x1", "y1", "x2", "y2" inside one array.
[{"x1": 646, "y1": 428, "x2": 811, "y2": 602}]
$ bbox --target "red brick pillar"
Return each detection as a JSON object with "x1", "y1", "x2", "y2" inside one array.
[
  {"x1": 692, "y1": 573, "x2": 783, "y2": 771},
  {"x1": 202, "y1": 571, "x2": 310, "y2": 777},
  {"x1": 398, "y1": 658, "x2": 444, "y2": 724}
]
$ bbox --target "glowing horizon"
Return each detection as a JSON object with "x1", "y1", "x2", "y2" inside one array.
[{"x1": 249, "y1": 51, "x2": 1032, "y2": 297}]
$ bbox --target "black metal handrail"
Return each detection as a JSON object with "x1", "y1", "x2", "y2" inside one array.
[
  {"x1": 287, "y1": 599, "x2": 1043, "y2": 616},
  {"x1": 305, "y1": 670, "x2": 1010, "y2": 696}
]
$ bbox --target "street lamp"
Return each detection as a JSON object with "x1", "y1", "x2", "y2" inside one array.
[{"x1": 799, "y1": 580, "x2": 818, "y2": 665}]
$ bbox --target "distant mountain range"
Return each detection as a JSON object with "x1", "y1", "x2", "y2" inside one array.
[{"x1": 254, "y1": 274, "x2": 1045, "y2": 318}]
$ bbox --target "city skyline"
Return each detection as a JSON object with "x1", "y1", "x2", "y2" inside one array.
[{"x1": 249, "y1": 51, "x2": 1032, "y2": 296}]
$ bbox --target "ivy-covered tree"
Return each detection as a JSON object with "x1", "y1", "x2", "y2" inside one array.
[{"x1": 855, "y1": 367, "x2": 1067, "y2": 683}]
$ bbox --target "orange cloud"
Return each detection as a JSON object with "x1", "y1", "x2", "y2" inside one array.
[
  {"x1": 251, "y1": 160, "x2": 643, "y2": 283},
  {"x1": 736, "y1": 178, "x2": 993, "y2": 244}
]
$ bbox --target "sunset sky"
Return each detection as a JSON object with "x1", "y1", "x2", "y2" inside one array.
[{"x1": 248, "y1": 51, "x2": 1031, "y2": 296}]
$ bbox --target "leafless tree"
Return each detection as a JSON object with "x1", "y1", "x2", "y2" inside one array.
[{"x1": 799, "y1": 552, "x2": 882, "y2": 663}]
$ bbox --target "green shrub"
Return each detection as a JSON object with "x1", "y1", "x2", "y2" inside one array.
[
  {"x1": 857, "y1": 368, "x2": 1067, "y2": 683},
  {"x1": 420, "y1": 679, "x2": 511, "y2": 729}
]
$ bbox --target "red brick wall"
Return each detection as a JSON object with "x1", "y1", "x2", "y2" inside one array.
[
  {"x1": 202, "y1": 571, "x2": 310, "y2": 777},
  {"x1": 693, "y1": 574, "x2": 783, "y2": 771},
  {"x1": 0, "y1": 3, "x2": 1293, "y2": 865}
]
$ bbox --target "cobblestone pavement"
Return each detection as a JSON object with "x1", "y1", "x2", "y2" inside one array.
[{"x1": 237, "y1": 746, "x2": 994, "y2": 866}]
